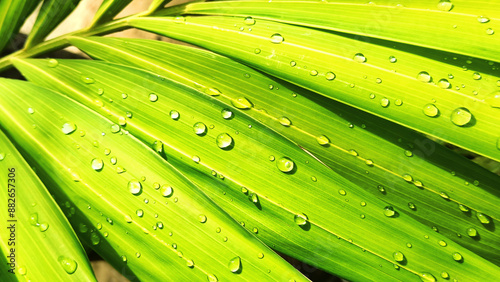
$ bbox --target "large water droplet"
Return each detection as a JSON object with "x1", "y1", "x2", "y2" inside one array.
[
  {"x1": 353, "y1": 53, "x2": 367, "y2": 63},
  {"x1": 199, "y1": 215, "x2": 207, "y2": 223},
  {"x1": 62, "y1": 123, "x2": 77, "y2": 135},
  {"x1": 316, "y1": 135, "x2": 330, "y2": 146},
  {"x1": 277, "y1": 157, "x2": 294, "y2": 172},
  {"x1": 91, "y1": 158, "x2": 103, "y2": 171},
  {"x1": 485, "y1": 92, "x2": 500, "y2": 108},
  {"x1": 40, "y1": 222, "x2": 49, "y2": 232},
  {"x1": 384, "y1": 206, "x2": 396, "y2": 217},
  {"x1": 393, "y1": 251, "x2": 405, "y2": 262},
  {"x1": 294, "y1": 213, "x2": 308, "y2": 226},
  {"x1": 250, "y1": 193, "x2": 259, "y2": 204},
  {"x1": 193, "y1": 122, "x2": 207, "y2": 135},
  {"x1": 450, "y1": 107, "x2": 472, "y2": 126},
  {"x1": 325, "y1": 72, "x2": 336, "y2": 81},
  {"x1": 270, "y1": 33, "x2": 284, "y2": 44},
  {"x1": 149, "y1": 93, "x2": 158, "y2": 102},
  {"x1": 437, "y1": 0, "x2": 453, "y2": 12},
  {"x1": 216, "y1": 133, "x2": 233, "y2": 149},
  {"x1": 244, "y1": 16, "x2": 255, "y2": 25},
  {"x1": 380, "y1": 98, "x2": 390, "y2": 107},
  {"x1": 228, "y1": 256, "x2": 241, "y2": 273},
  {"x1": 170, "y1": 110, "x2": 180, "y2": 120},
  {"x1": 279, "y1": 116, "x2": 292, "y2": 126},
  {"x1": 423, "y1": 104, "x2": 439, "y2": 117},
  {"x1": 420, "y1": 272, "x2": 436, "y2": 282},
  {"x1": 476, "y1": 213, "x2": 491, "y2": 224},
  {"x1": 110, "y1": 123, "x2": 120, "y2": 133},
  {"x1": 161, "y1": 185, "x2": 173, "y2": 197},
  {"x1": 417, "y1": 71, "x2": 432, "y2": 83},
  {"x1": 231, "y1": 97, "x2": 253, "y2": 109},
  {"x1": 452, "y1": 252, "x2": 463, "y2": 262},
  {"x1": 437, "y1": 79, "x2": 451, "y2": 89},
  {"x1": 48, "y1": 59, "x2": 59, "y2": 68},
  {"x1": 58, "y1": 256, "x2": 77, "y2": 274},
  {"x1": 128, "y1": 180, "x2": 142, "y2": 195}
]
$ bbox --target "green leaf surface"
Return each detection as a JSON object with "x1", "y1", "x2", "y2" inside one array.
[
  {"x1": 67, "y1": 36, "x2": 500, "y2": 264},
  {"x1": 89, "y1": 0, "x2": 133, "y2": 28},
  {"x1": 24, "y1": 0, "x2": 80, "y2": 48},
  {"x1": 129, "y1": 15, "x2": 500, "y2": 163},
  {"x1": 0, "y1": 129, "x2": 96, "y2": 281},
  {"x1": 14, "y1": 58, "x2": 500, "y2": 281},
  {"x1": 162, "y1": 0, "x2": 500, "y2": 62},
  {"x1": 0, "y1": 0, "x2": 40, "y2": 54},
  {"x1": 0, "y1": 77, "x2": 305, "y2": 281}
]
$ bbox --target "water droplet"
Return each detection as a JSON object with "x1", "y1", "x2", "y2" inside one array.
[
  {"x1": 477, "y1": 213, "x2": 490, "y2": 224},
  {"x1": 375, "y1": 78, "x2": 382, "y2": 84},
  {"x1": 81, "y1": 76, "x2": 95, "y2": 84},
  {"x1": 364, "y1": 159, "x2": 373, "y2": 166},
  {"x1": 62, "y1": 123, "x2": 77, "y2": 135},
  {"x1": 252, "y1": 227, "x2": 258, "y2": 233},
  {"x1": 309, "y1": 70, "x2": 318, "y2": 76},
  {"x1": 466, "y1": 227, "x2": 478, "y2": 237},
  {"x1": 232, "y1": 97, "x2": 253, "y2": 109},
  {"x1": 161, "y1": 185, "x2": 173, "y2": 197},
  {"x1": 290, "y1": 61, "x2": 296, "y2": 67},
  {"x1": 394, "y1": 99, "x2": 403, "y2": 106},
  {"x1": 279, "y1": 116, "x2": 292, "y2": 126},
  {"x1": 441, "y1": 271, "x2": 449, "y2": 279},
  {"x1": 90, "y1": 232, "x2": 100, "y2": 245},
  {"x1": 458, "y1": 204, "x2": 469, "y2": 212},
  {"x1": 437, "y1": 0, "x2": 453, "y2": 11},
  {"x1": 406, "y1": 243, "x2": 412, "y2": 248},
  {"x1": 39, "y1": 222, "x2": 49, "y2": 232},
  {"x1": 486, "y1": 28, "x2": 495, "y2": 35},
  {"x1": 380, "y1": 98, "x2": 390, "y2": 107},
  {"x1": 250, "y1": 193, "x2": 259, "y2": 204},
  {"x1": 244, "y1": 16, "x2": 255, "y2": 25},
  {"x1": 192, "y1": 155, "x2": 200, "y2": 163},
  {"x1": 325, "y1": 72, "x2": 336, "y2": 80},
  {"x1": 423, "y1": 104, "x2": 439, "y2": 117},
  {"x1": 149, "y1": 93, "x2": 158, "y2": 102},
  {"x1": 403, "y1": 174, "x2": 413, "y2": 182},
  {"x1": 338, "y1": 189, "x2": 347, "y2": 196},
  {"x1": 450, "y1": 107, "x2": 472, "y2": 126},
  {"x1": 47, "y1": 58, "x2": 59, "y2": 68},
  {"x1": 294, "y1": 213, "x2": 308, "y2": 226},
  {"x1": 349, "y1": 149, "x2": 358, "y2": 156},
  {"x1": 353, "y1": 53, "x2": 367, "y2": 63},
  {"x1": 29, "y1": 213, "x2": 39, "y2": 226},
  {"x1": 438, "y1": 240, "x2": 447, "y2": 247},
  {"x1": 316, "y1": 135, "x2": 330, "y2": 145},
  {"x1": 389, "y1": 56, "x2": 397, "y2": 63},
  {"x1": 208, "y1": 274, "x2": 218, "y2": 282},
  {"x1": 216, "y1": 227, "x2": 221, "y2": 233},
  {"x1": 254, "y1": 48, "x2": 261, "y2": 54},
  {"x1": 205, "y1": 88, "x2": 221, "y2": 96},
  {"x1": 408, "y1": 202, "x2": 416, "y2": 210},
  {"x1": 452, "y1": 252, "x2": 463, "y2": 262},
  {"x1": 472, "y1": 72, "x2": 482, "y2": 80},
  {"x1": 110, "y1": 157, "x2": 117, "y2": 165},
  {"x1": 438, "y1": 79, "x2": 451, "y2": 89},
  {"x1": 477, "y1": 16, "x2": 490, "y2": 23},
  {"x1": 58, "y1": 256, "x2": 77, "y2": 274},
  {"x1": 269, "y1": 155, "x2": 275, "y2": 161},
  {"x1": 421, "y1": 272, "x2": 436, "y2": 282},
  {"x1": 220, "y1": 109, "x2": 234, "y2": 120},
  {"x1": 277, "y1": 157, "x2": 294, "y2": 172},
  {"x1": 199, "y1": 215, "x2": 207, "y2": 223},
  {"x1": 270, "y1": 33, "x2": 284, "y2": 44},
  {"x1": 485, "y1": 91, "x2": 500, "y2": 108},
  {"x1": 128, "y1": 180, "x2": 142, "y2": 195},
  {"x1": 384, "y1": 206, "x2": 396, "y2": 217},
  {"x1": 110, "y1": 123, "x2": 120, "y2": 133},
  {"x1": 440, "y1": 192, "x2": 450, "y2": 200},
  {"x1": 216, "y1": 133, "x2": 233, "y2": 149},
  {"x1": 417, "y1": 71, "x2": 432, "y2": 83},
  {"x1": 193, "y1": 122, "x2": 207, "y2": 135},
  {"x1": 393, "y1": 251, "x2": 405, "y2": 262},
  {"x1": 91, "y1": 158, "x2": 103, "y2": 171},
  {"x1": 258, "y1": 253, "x2": 264, "y2": 259}
]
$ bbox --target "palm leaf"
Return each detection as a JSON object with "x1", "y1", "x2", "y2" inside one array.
[
  {"x1": 0, "y1": 0, "x2": 40, "y2": 53},
  {"x1": 89, "y1": 0, "x2": 133, "y2": 28},
  {"x1": 0, "y1": 77, "x2": 305, "y2": 281},
  {"x1": 12, "y1": 58, "x2": 500, "y2": 281}
]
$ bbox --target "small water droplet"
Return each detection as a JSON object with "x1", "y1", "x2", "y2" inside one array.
[
  {"x1": 437, "y1": 79, "x2": 451, "y2": 89},
  {"x1": 316, "y1": 135, "x2": 330, "y2": 145},
  {"x1": 384, "y1": 206, "x2": 396, "y2": 217},
  {"x1": 406, "y1": 243, "x2": 412, "y2": 248},
  {"x1": 452, "y1": 252, "x2": 463, "y2": 262},
  {"x1": 254, "y1": 48, "x2": 261, "y2": 54},
  {"x1": 486, "y1": 28, "x2": 495, "y2": 35},
  {"x1": 403, "y1": 174, "x2": 413, "y2": 182},
  {"x1": 353, "y1": 53, "x2": 367, "y2": 63},
  {"x1": 394, "y1": 99, "x2": 403, "y2": 106},
  {"x1": 277, "y1": 157, "x2": 294, "y2": 172},
  {"x1": 58, "y1": 256, "x2": 77, "y2": 274},
  {"x1": 310, "y1": 70, "x2": 318, "y2": 76},
  {"x1": 269, "y1": 155, "x2": 275, "y2": 161},
  {"x1": 136, "y1": 209, "x2": 144, "y2": 217},
  {"x1": 257, "y1": 253, "x2": 264, "y2": 259},
  {"x1": 417, "y1": 71, "x2": 432, "y2": 83},
  {"x1": 279, "y1": 116, "x2": 292, "y2": 127},
  {"x1": 437, "y1": 0, "x2": 453, "y2": 12},
  {"x1": 423, "y1": 104, "x2": 439, "y2": 117},
  {"x1": 250, "y1": 193, "x2": 259, "y2": 204},
  {"x1": 47, "y1": 58, "x2": 59, "y2": 68},
  {"x1": 485, "y1": 91, "x2": 500, "y2": 108},
  {"x1": 393, "y1": 251, "x2": 405, "y2": 262},
  {"x1": 380, "y1": 98, "x2": 390, "y2": 107},
  {"x1": 149, "y1": 93, "x2": 158, "y2": 102},
  {"x1": 408, "y1": 202, "x2": 416, "y2": 210},
  {"x1": 216, "y1": 133, "x2": 233, "y2": 149},
  {"x1": 39, "y1": 222, "x2": 49, "y2": 232},
  {"x1": 243, "y1": 16, "x2": 255, "y2": 25},
  {"x1": 349, "y1": 149, "x2": 358, "y2": 156},
  {"x1": 441, "y1": 271, "x2": 449, "y2": 279},
  {"x1": 472, "y1": 72, "x2": 482, "y2": 80},
  {"x1": 270, "y1": 33, "x2": 284, "y2": 44},
  {"x1": 192, "y1": 155, "x2": 200, "y2": 163},
  {"x1": 450, "y1": 107, "x2": 472, "y2": 126},
  {"x1": 290, "y1": 61, "x2": 296, "y2": 67},
  {"x1": 294, "y1": 213, "x2": 308, "y2": 226},
  {"x1": 110, "y1": 123, "x2": 120, "y2": 133},
  {"x1": 477, "y1": 16, "x2": 490, "y2": 23},
  {"x1": 438, "y1": 240, "x2": 447, "y2": 247},
  {"x1": 208, "y1": 274, "x2": 218, "y2": 282},
  {"x1": 388, "y1": 56, "x2": 397, "y2": 63},
  {"x1": 376, "y1": 78, "x2": 382, "y2": 84},
  {"x1": 458, "y1": 204, "x2": 469, "y2": 212},
  {"x1": 62, "y1": 123, "x2": 77, "y2": 135},
  {"x1": 220, "y1": 108, "x2": 234, "y2": 120},
  {"x1": 91, "y1": 158, "x2": 103, "y2": 171},
  {"x1": 128, "y1": 180, "x2": 142, "y2": 195},
  {"x1": 231, "y1": 97, "x2": 253, "y2": 109},
  {"x1": 466, "y1": 227, "x2": 478, "y2": 237},
  {"x1": 199, "y1": 215, "x2": 207, "y2": 223},
  {"x1": 338, "y1": 189, "x2": 347, "y2": 196}
]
